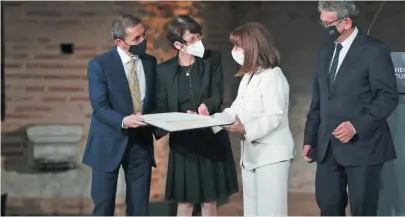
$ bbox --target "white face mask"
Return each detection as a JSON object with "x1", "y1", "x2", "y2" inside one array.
[
  {"x1": 183, "y1": 40, "x2": 205, "y2": 58},
  {"x1": 231, "y1": 50, "x2": 244, "y2": 65}
]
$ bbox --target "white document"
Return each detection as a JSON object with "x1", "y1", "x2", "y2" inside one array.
[
  {"x1": 209, "y1": 112, "x2": 236, "y2": 134},
  {"x1": 141, "y1": 112, "x2": 235, "y2": 132}
]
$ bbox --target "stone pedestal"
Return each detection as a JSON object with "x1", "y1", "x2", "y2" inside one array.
[
  {"x1": 1, "y1": 124, "x2": 92, "y2": 215},
  {"x1": 26, "y1": 124, "x2": 84, "y2": 170}
]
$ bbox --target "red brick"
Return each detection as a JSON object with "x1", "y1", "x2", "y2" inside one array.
[
  {"x1": 43, "y1": 44, "x2": 59, "y2": 50},
  {"x1": 42, "y1": 74, "x2": 87, "y2": 80},
  {"x1": 6, "y1": 54, "x2": 28, "y2": 59},
  {"x1": 75, "y1": 54, "x2": 98, "y2": 59},
  {"x1": 70, "y1": 96, "x2": 89, "y2": 102},
  {"x1": 12, "y1": 45, "x2": 29, "y2": 50},
  {"x1": 48, "y1": 86, "x2": 85, "y2": 92},
  {"x1": 15, "y1": 106, "x2": 52, "y2": 113},
  {"x1": 5, "y1": 63, "x2": 23, "y2": 68},
  {"x1": 34, "y1": 54, "x2": 71, "y2": 60},
  {"x1": 7, "y1": 74, "x2": 42, "y2": 79},
  {"x1": 6, "y1": 114, "x2": 42, "y2": 119},
  {"x1": 5, "y1": 37, "x2": 29, "y2": 43},
  {"x1": 75, "y1": 46, "x2": 97, "y2": 51},
  {"x1": 42, "y1": 97, "x2": 67, "y2": 102},
  {"x1": 26, "y1": 86, "x2": 45, "y2": 92},
  {"x1": 9, "y1": 97, "x2": 34, "y2": 102},
  {"x1": 63, "y1": 64, "x2": 88, "y2": 69},
  {"x1": 27, "y1": 63, "x2": 64, "y2": 69},
  {"x1": 37, "y1": 37, "x2": 50, "y2": 43}
]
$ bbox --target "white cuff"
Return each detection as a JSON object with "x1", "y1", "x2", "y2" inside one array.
[{"x1": 122, "y1": 119, "x2": 128, "y2": 129}]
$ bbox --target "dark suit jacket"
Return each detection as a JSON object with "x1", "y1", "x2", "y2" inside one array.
[
  {"x1": 304, "y1": 30, "x2": 399, "y2": 166},
  {"x1": 82, "y1": 48, "x2": 157, "y2": 172},
  {"x1": 154, "y1": 50, "x2": 232, "y2": 160}
]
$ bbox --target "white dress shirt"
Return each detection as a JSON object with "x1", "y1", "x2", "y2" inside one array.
[
  {"x1": 117, "y1": 46, "x2": 146, "y2": 128},
  {"x1": 330, "y1": 27, "x2": 359, "y2": 79}
]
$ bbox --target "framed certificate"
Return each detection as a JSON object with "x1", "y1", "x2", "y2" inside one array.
[{"x1": 141, "y1": 112, "x2": 235, "y2": 132}]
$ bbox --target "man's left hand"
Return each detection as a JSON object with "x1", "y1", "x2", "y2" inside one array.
[{"x1": 332, "y1": 121, "x2": 355, "y2": 143}]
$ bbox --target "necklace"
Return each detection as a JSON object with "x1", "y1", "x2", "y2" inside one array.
[
  {"x1": 183, "y1": 65, "x2": 193, "y2": 76},
  {"x1": 179, "y1": 57, "x2": 194, "y2": 76}
]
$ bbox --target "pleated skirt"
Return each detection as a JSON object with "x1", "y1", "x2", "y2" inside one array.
[{"x1": 165, "y1": 141, "x2": 239, "y2": 204}]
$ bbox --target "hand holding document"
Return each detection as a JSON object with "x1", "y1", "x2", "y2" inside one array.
[{"x1": 141, "y1": 112, "x2": 235, "y2": 132}]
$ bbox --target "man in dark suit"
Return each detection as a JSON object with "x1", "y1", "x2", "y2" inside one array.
[
  {"x1": 303, "y1": 1, "x2": 399, "y2": 216},
  {"x1": 82, "y1": 15, "x2": 158, "y2": 216}
]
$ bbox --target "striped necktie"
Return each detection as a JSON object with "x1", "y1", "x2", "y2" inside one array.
[
  {"x1": 128, "y1": 59, "x2": 142, "y2": 112},
  {"x1": 328, "y1": 43, "x2": 343, "y2": 91}
]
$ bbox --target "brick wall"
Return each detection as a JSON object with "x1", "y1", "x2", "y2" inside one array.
[
  {"x1": 1, "y1": 1, "x2": 207, "y2": 203},
  {"x1": 2, "y1": 2, "x2": 405, "y2": 214}
]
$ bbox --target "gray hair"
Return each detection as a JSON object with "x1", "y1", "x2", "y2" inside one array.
[
  {"x1": 318, "y1": 1, "x2": 359, "y2": 19},
  {"x1": 111, "y1": 15, "x2": 141, "y2": 40}
]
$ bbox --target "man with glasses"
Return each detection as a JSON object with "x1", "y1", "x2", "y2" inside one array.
[
  {"x1": 82, "y1": 15, "x2": 158, "y2": 216},
  {"x1": 303, "y1": 1, "x2": 398, "y2": 216}
]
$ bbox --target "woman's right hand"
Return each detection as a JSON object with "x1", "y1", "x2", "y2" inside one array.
[
  {"x1": 197, "y1": 103, "x2": 210, "y2": 116},
  {"x1": 187, "y1": 104, "x2": 209, "y2": 115}
]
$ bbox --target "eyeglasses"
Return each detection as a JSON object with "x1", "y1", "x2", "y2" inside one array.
[
  {"x1": 319, "y1": 19, "x2": 344, "y2": 27},
  {"x1": 183, "y1": 33, "x2": 204, "y2": 46}
]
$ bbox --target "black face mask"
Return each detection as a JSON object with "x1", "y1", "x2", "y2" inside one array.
[
  {"x1": 322, "y1": 25, "x2": 342, "y2": 42},
  {"x1": 128, "y1": 39, "x2": 147, "y2": 56}
]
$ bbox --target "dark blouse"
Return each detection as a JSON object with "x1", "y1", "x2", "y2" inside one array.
[{"x1": 177, "y1": 60, "x2": 200, "y2": 113}]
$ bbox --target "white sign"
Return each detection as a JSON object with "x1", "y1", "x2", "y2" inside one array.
[{"x1": 391, "y1": 52, "x2": 405, "y2": 94}]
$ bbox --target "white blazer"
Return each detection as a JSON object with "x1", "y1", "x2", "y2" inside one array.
[{"x1": 221, "y1": 66, "x2": 295, "y2": 171}]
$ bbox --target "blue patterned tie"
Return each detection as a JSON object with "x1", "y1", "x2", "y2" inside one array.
[{"x1": 329, "y1": 43, "x2": 343, "y2": 91}]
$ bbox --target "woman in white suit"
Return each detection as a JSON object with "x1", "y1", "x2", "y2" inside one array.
[{"x1": 215, "y1": 22, "x2": 295, "y2": 216}]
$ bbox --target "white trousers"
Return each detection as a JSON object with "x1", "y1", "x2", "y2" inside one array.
[{"x1": 241, "y1": 160, "x2": 291, "y2": 216}]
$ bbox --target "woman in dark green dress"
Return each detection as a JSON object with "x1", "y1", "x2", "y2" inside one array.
[{"x1": 154, "y1": 15, "x2": 239, "y2": 216}]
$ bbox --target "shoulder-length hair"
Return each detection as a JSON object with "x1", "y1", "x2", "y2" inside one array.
[{"x1": 230, "y1": 22, "x2": 280, "y2": 76}]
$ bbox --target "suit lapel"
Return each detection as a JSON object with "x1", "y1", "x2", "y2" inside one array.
[
  {"x1": 165, "y1": 57, "x2": 179, "y2": 112},
  {"x1": 321, "y1": 44, "x2": 335, "y2": 96},
  {"x1": 194, "y1": 58, "x2": 209, "y2": 99},
  {"x1": 110, "y1": 48, "x2": 133, "y2": 112},
  {"x1": 331, "y1": 33, "x2": 366, "y2": 94}
]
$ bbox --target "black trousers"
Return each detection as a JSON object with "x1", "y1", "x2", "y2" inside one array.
[
  {"x1": 315, "y1": 144, "x2": 383, "y2": 216},
  {"x1": 91, "y1": 141, "x2": 152, "y2": 216}
]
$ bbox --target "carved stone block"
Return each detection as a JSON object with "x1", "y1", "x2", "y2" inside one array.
[{"x1": 26, "y1": 124, "x2": 84, "y2": 170}]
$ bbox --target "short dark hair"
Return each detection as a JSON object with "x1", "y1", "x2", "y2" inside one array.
[
  {"x1": 165, "y1": 15, "x2": 202, "y2": 47},
  {"x1": 230, "y1": 22, "x2": 280, "y2": 76},
  {"x1": 112, "y1": 15, "x2": 142, "y2": 40}
]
